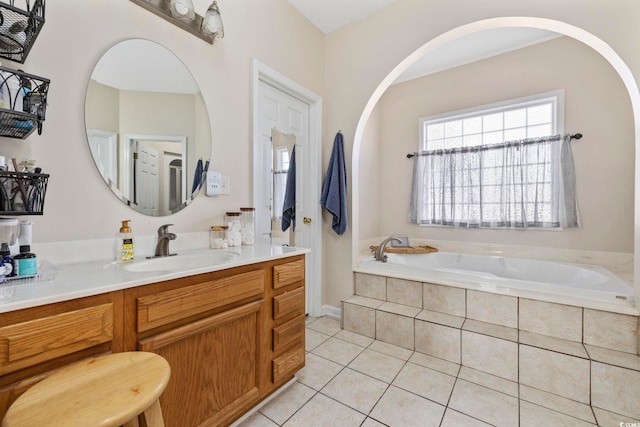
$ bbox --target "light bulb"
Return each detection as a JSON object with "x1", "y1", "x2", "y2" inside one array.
[
  {"x1": 202, "y1": 2, "x2": 224, "y2": 39},
  {"x1": 169, "y1": 0, "x2": 195, "y2": 21}
]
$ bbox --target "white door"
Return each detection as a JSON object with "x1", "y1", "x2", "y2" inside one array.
[
  {"x1": 87, "y1": 129, "x2": 117, "y2": 186},
  {"x1": 258, "y1": 80, "x2": 318, "y2": 313},
  {"x1": 136, "y1": 143, "x2": 160, "y2": 216}
]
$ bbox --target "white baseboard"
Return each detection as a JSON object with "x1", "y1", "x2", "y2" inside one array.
[{"x1": 321, "y1": 304, "x2": 341, "y2": 319}]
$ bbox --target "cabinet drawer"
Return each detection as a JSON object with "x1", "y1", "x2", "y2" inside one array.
[
  {"x1": 272, "y1": 346, "x2": 304, "y2": 383},
  {"x1": 273, "y1": 259, "x2": 304, "y2": 290},
  {"x1": 272, "y1": 315, "x2": 305, "y2": 353},
  {"x1": 137, "y1": 270, "x2": 264, "y2": 332},
  {"x1": 0, "y1": 303, "x2": 114, "y2": 371},
  {"x1": 273, "y1": 287, "x2": 304, "y2": 321}
]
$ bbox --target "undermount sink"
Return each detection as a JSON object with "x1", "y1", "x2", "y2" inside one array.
[{"x1": 120, "y1": 251, "x2": 239, "y2": 273}]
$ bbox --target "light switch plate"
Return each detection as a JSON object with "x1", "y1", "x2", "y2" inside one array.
[{"x1": 206, "y1": 171, "x2": 222, "y2": 196}]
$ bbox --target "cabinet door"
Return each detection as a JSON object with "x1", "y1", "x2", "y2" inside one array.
[{"x1": 139, "y1": 300, "x2": 262, "y2": 427}]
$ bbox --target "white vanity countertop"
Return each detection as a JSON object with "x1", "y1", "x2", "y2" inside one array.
[{"x1": 0, "y1": 244, "x2": 309, "y2": 314}]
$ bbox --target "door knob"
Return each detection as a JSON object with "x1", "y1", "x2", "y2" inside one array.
[{"x1": 303, "y1": 217, "x2": 312, "y2": 224}]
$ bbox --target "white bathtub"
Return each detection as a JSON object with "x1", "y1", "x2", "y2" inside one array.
[{"x1": 356, "y1": 252, "x2": 635, "y2": 310}]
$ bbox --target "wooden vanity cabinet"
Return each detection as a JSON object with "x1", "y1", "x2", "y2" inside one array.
[
  {"x1": 124, "y1": 254, "x2": 306, "y2": 427},
  {"x1": 0, "y1": 254, "x2": 305, "y2": 426},
  {"x1": 0, "y1": 291, "x2": 123, "y2": 420}
]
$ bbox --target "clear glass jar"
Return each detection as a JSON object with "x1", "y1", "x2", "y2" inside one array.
[
  {"x1": 225, "y1": 212, "x2": 242, "y2": 247},
  {"x1": 209, "y1": 226, "x2": 228, "y2": 249},
  {"x1": 240, "y1": 207, "x2": 255, "y2": 245}
]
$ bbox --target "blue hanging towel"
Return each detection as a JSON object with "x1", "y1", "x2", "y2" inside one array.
[
  {"x1": 281, "y1": 146, "x2": 296, "y2": 232},
  {"x1": 321, "y1": 132, "x2": 348, "y2": 235},
  {"x1": 191, "y1": 158, "x2": 203, "y2": 194}
]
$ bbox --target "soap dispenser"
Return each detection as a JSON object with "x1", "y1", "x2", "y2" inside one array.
[{"x1": 118, "y1": 220, "x2": 134, "y2": 263}]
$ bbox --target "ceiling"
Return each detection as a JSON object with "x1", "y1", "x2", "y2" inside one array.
[
  {"x1": 286, "y1": 2, "x2": 561, "y2": 84},
  {"x1": 287, "y1": 0, "x2": 398, "y2": 34}
]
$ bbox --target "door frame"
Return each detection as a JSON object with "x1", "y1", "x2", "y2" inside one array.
[{"x1": 251, "y1": 59, "x2": 323, "y2": 317}]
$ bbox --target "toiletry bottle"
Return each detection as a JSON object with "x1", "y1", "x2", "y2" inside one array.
[
  {"x1": 118, "y1": 220, "x2": 134, "y2": 263},
  {"x1": 14, "y1": 221, "x2": 36, "y2": 277},
  {"x1": 13, "y1": 244, "x2": 36, "y2": 277},
  {"x1": 0, "y1": 242, "x2": 13, "y2": 278}
]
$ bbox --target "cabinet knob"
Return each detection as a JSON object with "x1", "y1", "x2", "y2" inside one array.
[{"x1": 303, "y1": 217, "x2": 312, "y2": 224}]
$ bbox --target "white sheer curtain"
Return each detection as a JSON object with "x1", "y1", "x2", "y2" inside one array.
[{"x1": 410, "y1": 134, "x2": 579, "y2": 229}]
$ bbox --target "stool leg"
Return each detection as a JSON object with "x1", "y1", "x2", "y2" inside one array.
[
  {"x1": 123, "y1": 416, "x2": 140, "y2": 427},
  {"x1": 142, "y1": 399, "x2": 165, "y2": 427}
]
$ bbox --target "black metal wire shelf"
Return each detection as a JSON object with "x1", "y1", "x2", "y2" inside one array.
[
  {"x1": 0, "y1": 0, "x2": 45, "y2": 64},
  {"x1": 0, "y1": 65, "x2": 49, "y2": 139},
  {"x1": 0, "y1": 170, "x2": 49, "y2": 215}
]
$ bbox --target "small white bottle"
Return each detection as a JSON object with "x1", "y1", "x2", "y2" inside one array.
[{"x1": 117, "y1": 220, "x2": 134, "y2": 263}]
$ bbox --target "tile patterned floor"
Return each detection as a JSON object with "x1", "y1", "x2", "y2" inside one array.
[{"x1": 236, "y1": 316, "x2": 638, "y2": 427}]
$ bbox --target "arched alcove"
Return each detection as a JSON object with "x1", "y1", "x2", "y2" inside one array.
[{"x1": 351, "y1": 17, "x2": 640, "y2": 307}]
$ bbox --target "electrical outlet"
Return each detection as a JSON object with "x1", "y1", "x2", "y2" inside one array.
[
  {"x1": 221, "y1": 176, "x2": 230, "y2": 195},
  {"x1": 206, "y1": 171, "x2": 222, "y2": 196}
]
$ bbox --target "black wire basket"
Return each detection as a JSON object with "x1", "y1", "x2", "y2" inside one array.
[
  {"x1": 0, "y1": 170, "x2": 49, "y2": 215},
  {"x1": 0, "y1": 0, "x2": 45, "y2": 64},
  {"x1": 0, "y1": 65, "x2": 49, "y2": 138}
]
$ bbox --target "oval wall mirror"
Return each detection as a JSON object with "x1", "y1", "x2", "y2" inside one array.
[{"x1": 85, "y1": 39, "x2": 211, "y2": 216}]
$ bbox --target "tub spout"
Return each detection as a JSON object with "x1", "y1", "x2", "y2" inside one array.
[{"x1": 374, "y1": 237, "x2": 402, "y2": 263}]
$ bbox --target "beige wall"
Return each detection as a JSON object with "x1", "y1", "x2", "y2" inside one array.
[
  {"x1": 371, "y1": 36, "x2": 634, "y2": 252},
  {"x1": 0, "y1": 0, "x2": 323, "y2": 241},
  {"x1": 323, "y1": 0, "x2": 640, "y2": 309}
]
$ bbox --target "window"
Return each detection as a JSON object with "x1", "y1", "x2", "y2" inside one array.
[{"x1": 410, "y1": 91, "x2": 579, "y2": 229}]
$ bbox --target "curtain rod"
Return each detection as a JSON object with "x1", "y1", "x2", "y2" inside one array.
[{"x1": 406, "y1": 133, "x2": 583, "y2": 159}]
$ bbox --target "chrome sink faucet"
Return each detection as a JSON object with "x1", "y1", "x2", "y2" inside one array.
[
  {"x1": 150, "y1": 224, "x2": 177, "y2": 258},
  {"x1": 374, "y1": 237, "x2": 402, "y2": 263}
]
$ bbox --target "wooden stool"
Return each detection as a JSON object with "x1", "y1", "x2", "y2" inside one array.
[{"x1": 2, "y1": 352, "x2": 171, "y2": 427}]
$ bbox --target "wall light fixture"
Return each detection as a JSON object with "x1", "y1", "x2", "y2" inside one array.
[{"x1": 130, "y1": 0, "x2": 224, "y2": 44}]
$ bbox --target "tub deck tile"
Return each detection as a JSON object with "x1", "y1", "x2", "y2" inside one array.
[
  {"x1": 416, "y1": 309, "x2": 465, "y2": 328},
  {"x1": 462, "y1": 318, "x2": 518, "y2": 342},
  {"x1": 343, "y1": 295, "x2": 385, "y2": 309},
  {"x1": 378, "y1": 301, "x2": 421, "y2": 317},
  {"x1": 519, "y1": 384, "x2": 596, "y2": 424},
  {"x1": 519, "y1": 330, "x2": 589, "y2": 359},
  {"x1": 584, "y1": 344, "x2": 640, "y2": 372}
]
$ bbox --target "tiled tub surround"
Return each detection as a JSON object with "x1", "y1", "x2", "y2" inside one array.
[{"x1": 343, "y1": 273, "x2": 640, "y2": 421}]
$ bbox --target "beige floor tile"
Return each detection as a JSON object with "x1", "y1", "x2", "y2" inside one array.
[
  {"x1": 235, "y1": 411, "x2": 279, "y2": 427},
  {"x1": 348, "y1": 348, "x2": 406, "y2": 383},
  {"x1": 370, "y1": 385, "x2": 445, "y2": 427},
  {"x1": 305, "y1": 316, "x2": 320, "y2": 325},
  {"x1": 519, "y1": 384, "x2": 596, "y2": 423},
  {"x1": 361, "y1": 418, "x2": 387, "y2": 427},
  {"x1": 520, "y1": 401, "x2": 596, "y2": 427},
  {"x1": 335, "y1": 329, "x2": 376, "y2": 347},
  {"x1": 392, "y1": 362, "x2": 456, "y2": 405},
  {"x1": 282, "y1": 393, "x2": 366, "y2": 427},
  {"x1": 305, "y1": 328, "x2": 331, "y2": 352},
  {"x1": 311, "y1": 337, "x2": 365, "y2": 366},
  {"x1": 295, "y1": 353, "x2": 343, "y2": 391},
  {"x1": 440, "y1": 409, "x2": 492, "y2": 427},
  {"x1": 409, "y1": 352, "x2": 460, "y2": 377},
  {"x1": 458, "y1": 366, "x2": 518, "y2": 397},
  {"x1": 321, "y1": 368, "x2": 388, "y2": 414},
  {"x1": 259, "y1": 382, "x2": 316, "y2": 425},
  {"x1": 306, "y1": 316, "x2": 342, "y2": 336},
  {"x1": 448, "y1": 379, "x2": 519, "y2": 427},
  {"x1": 368, "y1": 340, "x2": 414, "y2": 360},
  {"x1": 593, "y1": 407, "x2": 640, "y2": 427}
]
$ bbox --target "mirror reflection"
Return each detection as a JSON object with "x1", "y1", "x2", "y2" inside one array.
[{"x1": 85, "y1": 39, "x2": 211, "y2": 216}]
